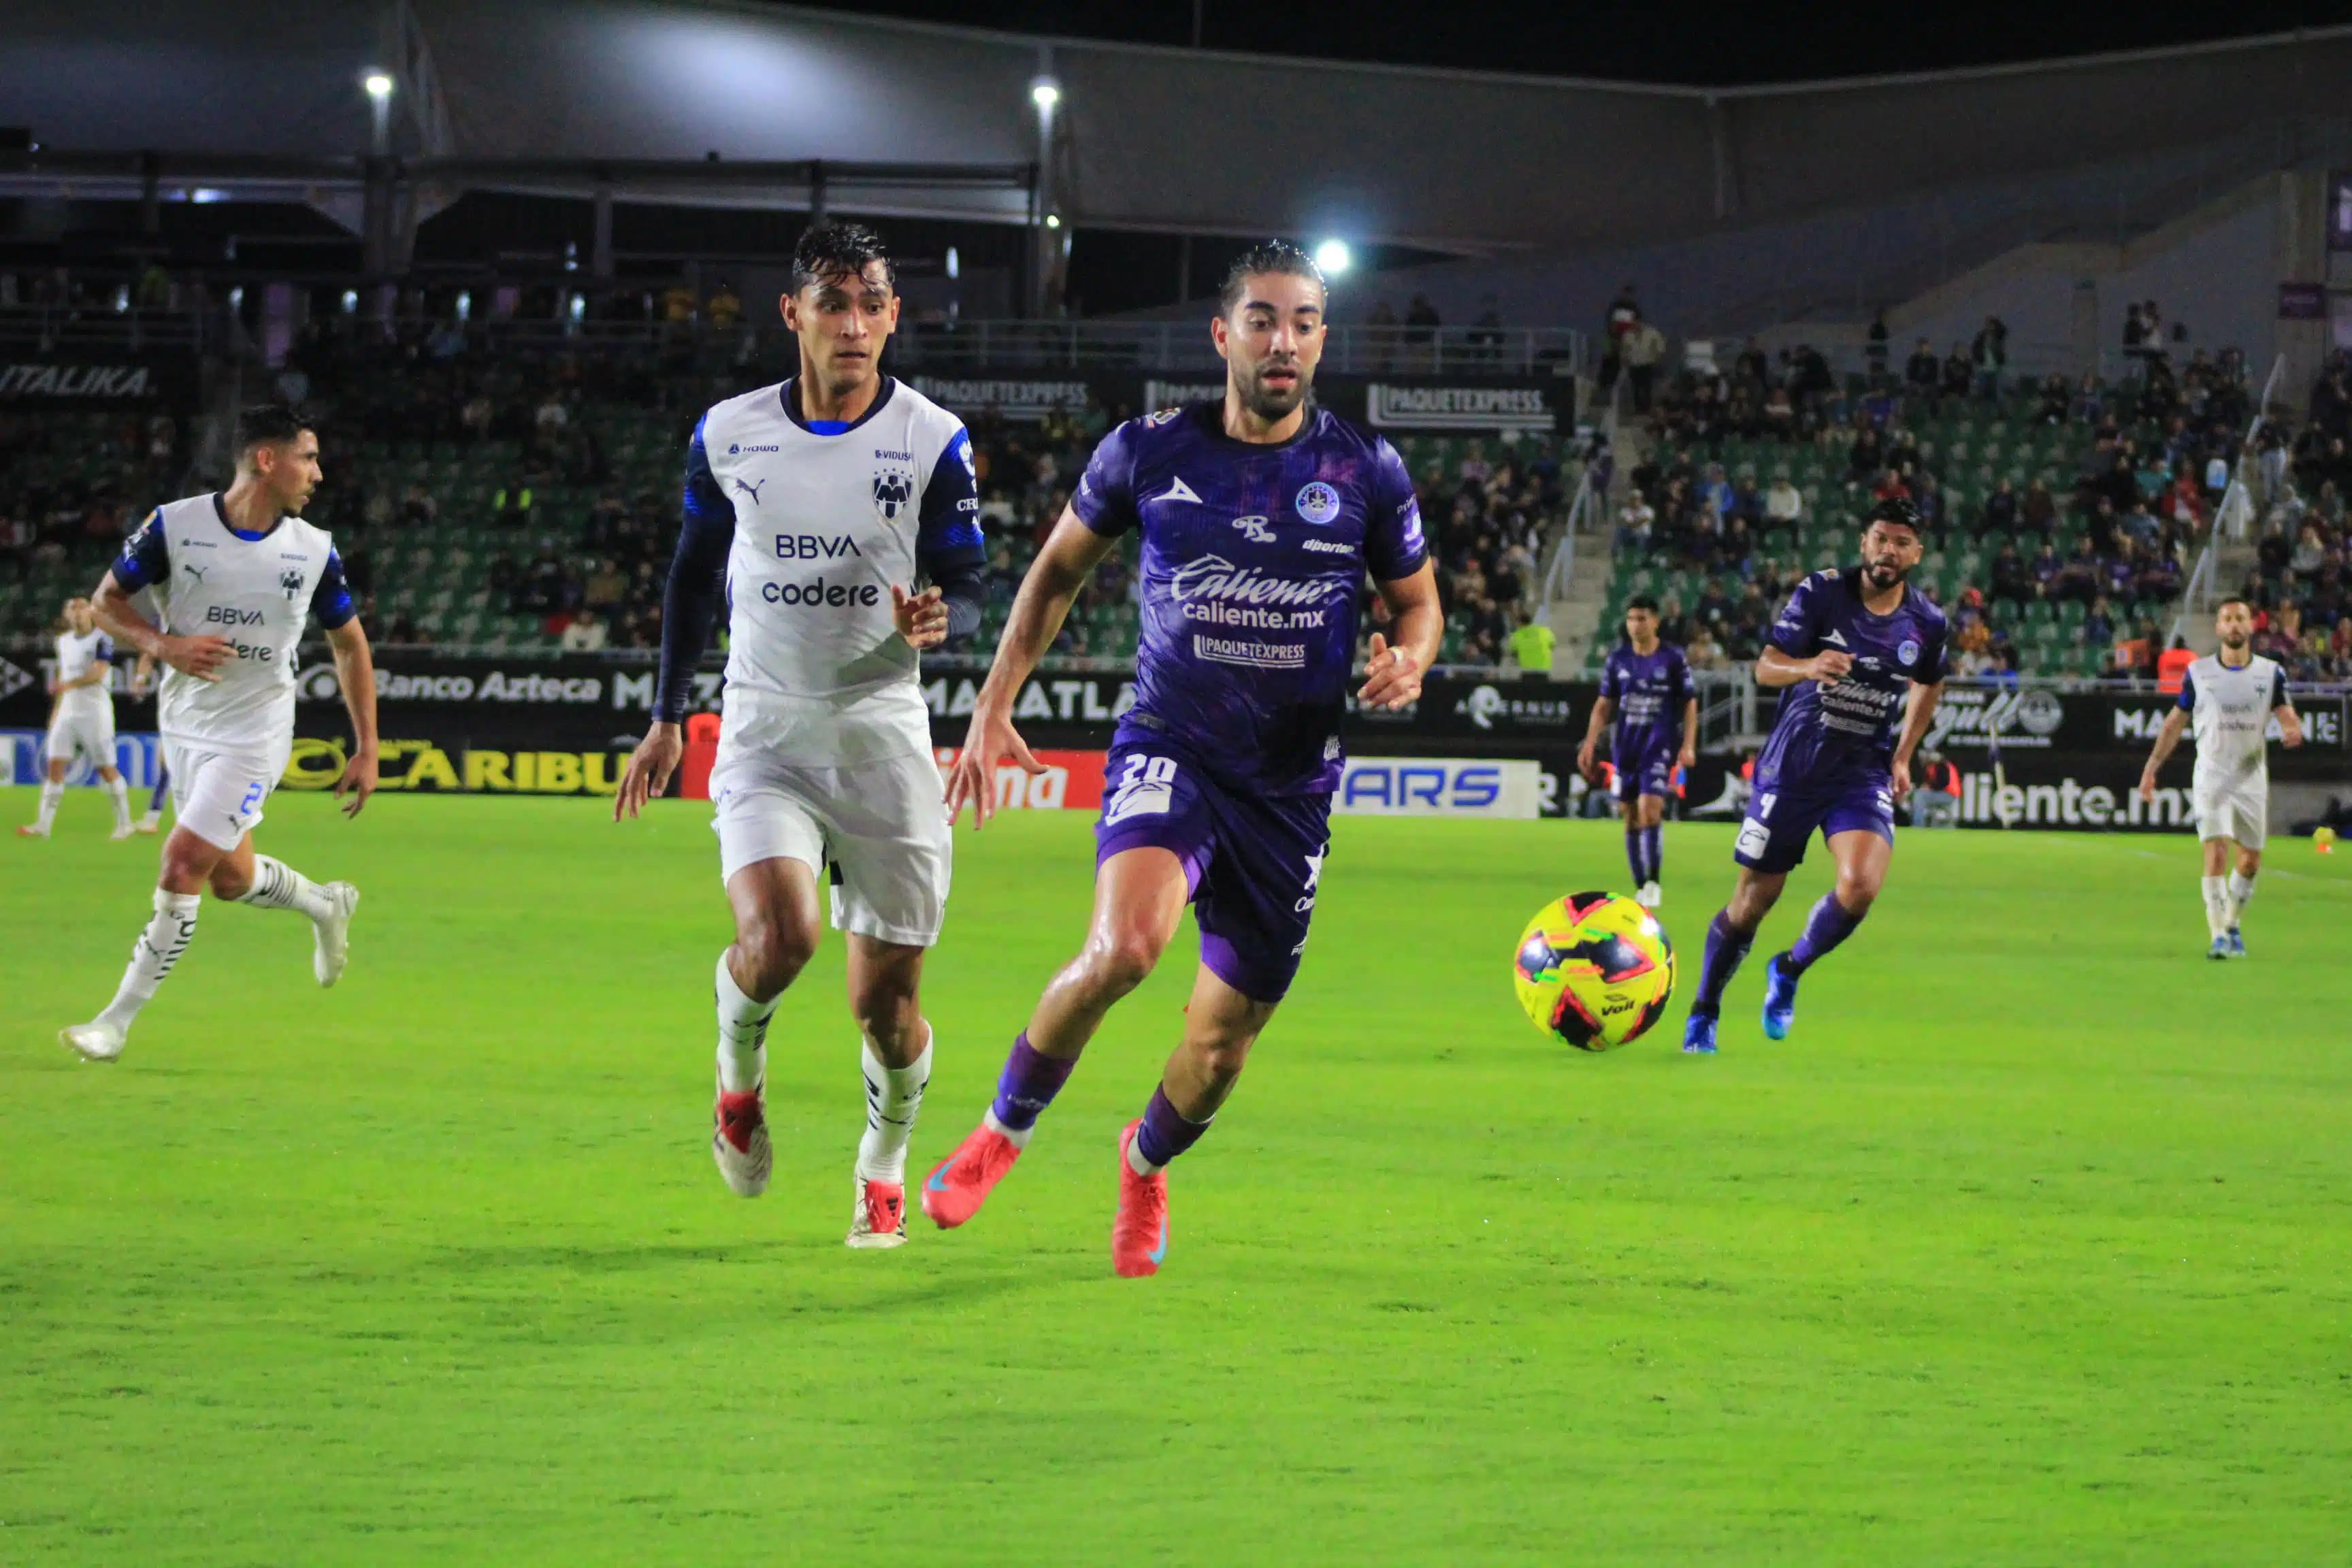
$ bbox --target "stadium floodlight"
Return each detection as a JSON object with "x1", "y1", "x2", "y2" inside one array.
[
  {"x1": 1314, "y1": 239, "x2": 1352, "y2": 276},
  {"x1": 1030, "y1": 78, "x2": 1061, "y2": 114},
  {"x1": 1045, "y1": 213, "x2": 1062, "y2": 229},
  {"x1": 363, "y1": 70, "x2": 395, "y2": 101}
]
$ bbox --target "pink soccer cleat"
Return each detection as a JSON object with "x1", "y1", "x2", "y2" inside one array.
[
  {"x1": 1111, "y1": 1120, "x2": 1170, "y2": 1279},
  {"x1": 919, "y1": 1120, "x2": 1022, "y2": 1229}
]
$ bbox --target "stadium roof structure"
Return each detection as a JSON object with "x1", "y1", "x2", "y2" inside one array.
[{"x1": 9, "y1": 0, "x2": 2352, "y2": 250}]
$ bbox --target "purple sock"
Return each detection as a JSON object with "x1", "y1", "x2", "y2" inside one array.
[
  {"x1": 149, "y1": 770, "x2": 170, "y2": 813},
  {"x1": 1624, "y1": 828, "x2": 1646, "y2": 887},
  {"x1": 990, "y1": 1033, "x2": 1076, "y2": 1132},
  {"x1": 1134, "y1": 1085, "x2": 1212, "y2": 1169},
  {"x1": 1690, "y1": 911, "x2": 1754, "y2": 1019},
  {"x1": 1641, "y1": 824, "x2": 1663, "y2": 883},
  {"x1": 1784, "y1": 894, "x2": 1865, "y2": 977}
]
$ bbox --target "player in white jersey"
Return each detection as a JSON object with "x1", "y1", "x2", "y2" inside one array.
[
  {"x1": 56, "y1": 406, "x2": 381, "y2": 1062},
  {"x1": 16, "y1": 595, "x2": 134, "y2": 839},
  {"x1": 2138, "y1": 598, "x2": 2302, "y2": 958},
  {"x1": 615, "y1": 224, "x2": 985, "y2": 1246}
]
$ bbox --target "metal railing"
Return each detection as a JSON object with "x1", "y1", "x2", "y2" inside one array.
[
  {"x1": 2172, "y1": 352, "x2": 2284, "y2": 642},
  {"x1": 0, "y1": 297, "x2": 1585, "y2": 378}
]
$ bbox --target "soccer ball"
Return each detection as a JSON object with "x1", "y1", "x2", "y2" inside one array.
[{"x1": 1512, "y1": 892, "x2": 1676, "y2": 1051}]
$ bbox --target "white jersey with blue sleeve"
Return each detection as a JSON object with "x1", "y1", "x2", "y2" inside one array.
[
  {"x1": 52, "y1": 626, "x2": 116, "y2": 719},
  {"x1": 110, "y1": 493, "x2": 354, "y2": 753},
  {"x1": 2180, "y1": 653, "x2": 2287, "y2": 789},
  {"x1": 659, "y1": 376, "x2": 981, "y2": 765}
]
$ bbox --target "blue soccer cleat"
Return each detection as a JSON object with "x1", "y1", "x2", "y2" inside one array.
[
  {"x1": 1761, "y1": 953, "x2": 1799, "y2": 1040},
  {"x1": 2226, "y1": 927, "x2": 2246, "y2": 958},
  {"x1": 2208, "y1": 936, "x2": 2232, "y2": 961},
  {"x1": 1682, "y1": 1013, "x2": 1718, "y2": 1055}
]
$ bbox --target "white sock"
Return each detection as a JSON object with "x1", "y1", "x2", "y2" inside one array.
[
  {"x1": 101, "y1": 776, "x2": 130, "y2": 830},
  {"x1": 33, "y1": 780, "x2": 63, "y2": 830},
  {"x1": 2226, "y1": 871, "x2": 2256, "y2": 922},
  {"x1": 97, "y1": 889, "x2": 201, "y2": 1032},
  {"x1": 235, "y1": 855, "x2": 336, "y2": 921},
  {"x1": 1127, "y1": 1134, "x2": 1162, "y2": 1177},
  {"x1": 2200, "y1": 875, "x2": 2234, "y2": 940},
  {"x1": 715, "y1": 951, "x2": 776, "y2": 1094},
  {"x1": 855, "y1": 1030, "x2": 932, "y2": 1183}
]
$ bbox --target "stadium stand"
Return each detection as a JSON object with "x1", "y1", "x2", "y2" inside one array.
[{"x1": 1586, "y1": 331, "x2": 2319, "y2": 680}]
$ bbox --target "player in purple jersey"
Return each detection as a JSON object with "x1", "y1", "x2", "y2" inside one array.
[
  {"x1": 1577, "y1": 595, "x2": 1695, "y2": 908},
  {"x1": 1682, "y1": 499, "x2": 1947, "y2": 1055},
  {"x1": 923, "y1": 242, "x2": 1443, "y2": 1277}
]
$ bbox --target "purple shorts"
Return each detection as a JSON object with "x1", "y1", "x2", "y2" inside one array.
[
  {"x1": 1611, "y1": 738, "x2": 1678, "y2": 801},
  {"x1": 1094, "y1": 739, "x2": 1332, "y2": 1003},
  {"x1": 1733, "y1": 768, "x2": 1895, "y2": 874}
]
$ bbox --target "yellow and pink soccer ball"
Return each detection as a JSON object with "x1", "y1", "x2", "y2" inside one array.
[{"x1": 1512, "y1": 892, "x2": 1676, "y2": 1051}]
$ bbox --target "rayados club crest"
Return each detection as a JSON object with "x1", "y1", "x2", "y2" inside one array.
[{"x1": 872, "y1": 466, "x2": 915, "y2": 521}]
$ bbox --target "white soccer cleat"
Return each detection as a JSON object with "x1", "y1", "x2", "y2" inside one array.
[
  {"x1": 312, "y1": 881, "x2": 359, "y2": 987},
  {"x1": 16, "y1": 823, "x2": 50, "y2": 839},
  {"x1": 109, "y1": 822, "x2": 136, "y2": 841},
  {"x1": 712, "y1": 1077, "x2": 772, "y2": 1197},
  {"x1": 1635, "y1": 881, "x2": 1662, "y2": 908},
  {"x1": 60, "y1": 1022, "x2": 126, "y2": 1062},
  {"x1": 133, "y1": 813, "x2": 163, "y2": 835},
  {"x1": 845, "y1": 1176, "x2": 909, "y2": 1249}
]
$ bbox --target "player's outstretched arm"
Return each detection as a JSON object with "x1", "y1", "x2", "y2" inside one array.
[
  {"x1": 1577, "y1": 693, "x2": 1615, "y2": 780},
  {"x1": 2138, "y1": 706, "x2": 2188, "y2": 801},
  {"x1": 1891, "y1": 679, "x2": 1943, "y2": 798},
  {"x1": 324, "y1": 619, "x2": 380, "y2": 817},
  {"x1": 1359, "y1": 561, "x2": 1441, "y2": 711},
  {"x1": 946, "y1": 506, "x2": 1117, "y2": 828},
  {"x1": 91, "y1": 570, "x2": 229, "y2": 683}
]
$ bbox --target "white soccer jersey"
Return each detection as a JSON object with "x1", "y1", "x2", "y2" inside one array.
[
  {"x1": 52, "y1": 627, "x2": 115, "y2": 717},
  {"x1": 681, "y1": 376, "x2": 980, "y2": 761},
  {"x1": 112, "y1": 493, "x2": 355, "y2": 753},
  {"x1": 2180, "y1": 651, "x2": 2287, "y2": 789}
]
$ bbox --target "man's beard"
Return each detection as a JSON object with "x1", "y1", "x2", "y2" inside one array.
[
  {"x1": 1864, "y1": 560, "x2": 1906, "y2": 589},
  {"x1": 1239, "y1": 363, "x2": 1307, "y2": 423},
  {"x1": 2220, "y1": 630, "x2": 2249, "y2": 649}
]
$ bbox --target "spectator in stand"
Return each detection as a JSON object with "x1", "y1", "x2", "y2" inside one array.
[
  {"x1": 1940, "y1": 342, "x2": 1972, "y2": 404},
  {"x1": 1764, "y1": 470, "x2": 1803, "y2": 527},
  {"x1": 705, "y1": 280, "x2": 742, "y2": 328},
  {"x1": 1624, "y1": 317, "x2": 1666, "y2": 414},
  {"x1": 1616, "y1": 494, "x2": 1656, "y2": 552},
  {"x1": 1904, "y1": 337, "x2": 1940, "y2": 399},
  {"x1": 1970, "y1": 316, "x2": 2008, "y2": 399},
  {"x1": 1599, "y1": 284, "x2": 1641, "y2": 395},
  {"x1": 559, "y1": 610, "x2": 609, "y2": 651},
  {"x1": 1405, "y1": 293, "x2": 1441, "y2": 370},
  {"x1": 1685, "y1": 624, "x2": 1727, "y2": 671},
  {"x1": 1989, "y1": 540, "x2": 2029, "y2": 604},
  {"x1": 1980, "y1": 476, "x2": 2019, "y2": 534},
  {"x1": 1866, "y1": 310, "x2": 1890, "y2": 380},
  {"x1": 2123, "y1": 301, "x2": 2148, "y2": 363},
  {"x1": 2021, "y1": 479, "x2": 2057, "y2": 536}
]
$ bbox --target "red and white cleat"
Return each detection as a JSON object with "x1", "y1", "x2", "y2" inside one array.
[
  {"x1": 711, "y1": 1078, "x2": 771, "y2": 1198},
  {"x1": 846, "y1": 1177, "x2": 909, "y2": 1249},
  {"x1": 919, "y1": 1120, "x2": 1022, "y2": 1229},
  {"x1": 1111, "y1": 1120, "x2": 1169, "y2": 1279}
]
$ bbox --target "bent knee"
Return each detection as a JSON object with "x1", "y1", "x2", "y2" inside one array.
[
  {"x1": 1081, "y1": 928, "x2": 1167, "y2": 996},
  {"x1": 1833, "y1": 873, "x2": 1881, "y2": 913},
  {"x1": 736, "y1": 918, "x2": 817, "y2": 992}
]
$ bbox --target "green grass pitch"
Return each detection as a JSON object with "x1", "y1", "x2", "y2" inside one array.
[{"x1": 4, "y1": 786, "x2": 2350, "y2": 1562}]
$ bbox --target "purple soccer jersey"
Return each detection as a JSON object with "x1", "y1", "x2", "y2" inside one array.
[
  {"x1": 1736, "y1": 568, "x2": 1948, "y2": 873},
  {"x1": 1601, "y1": 641, "x2": 1693, "y2": 796},
  {"x1": 1071, "y1": 402, "x2": 1428, "y2": 794},
  {"x1": 1755, "y1": 568, "x2": 1948, "y2": 785}
]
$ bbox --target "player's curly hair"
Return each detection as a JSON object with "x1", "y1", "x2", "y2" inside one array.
[
  {"x1": 1219, "y1": 240, "x2": 1326, "y2": 314},
  {"x1": 791, "y1": 221, "x2": 896, "y2": 293},
  {"x1": 1867, "y1": 496, "x2": 1923, "y2": 534}
]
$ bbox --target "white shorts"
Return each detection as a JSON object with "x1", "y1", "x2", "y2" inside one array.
[
  {"x1": 45, "y1": 704, "x2": 116, "y2": 772},
  {"x1": 709, "y1": 745, "x2": 952, "y2": 948},
  {"x1": 167, "y1": 738, "x2": 291, "y2": 852},
  {"x1": 2193, "y1": 774, "x2": 2268, "y2": 851}
]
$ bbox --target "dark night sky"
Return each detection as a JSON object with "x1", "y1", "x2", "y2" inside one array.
[{"x1": 784, "y1": 0, "x2": 2352, "y2": 85}]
